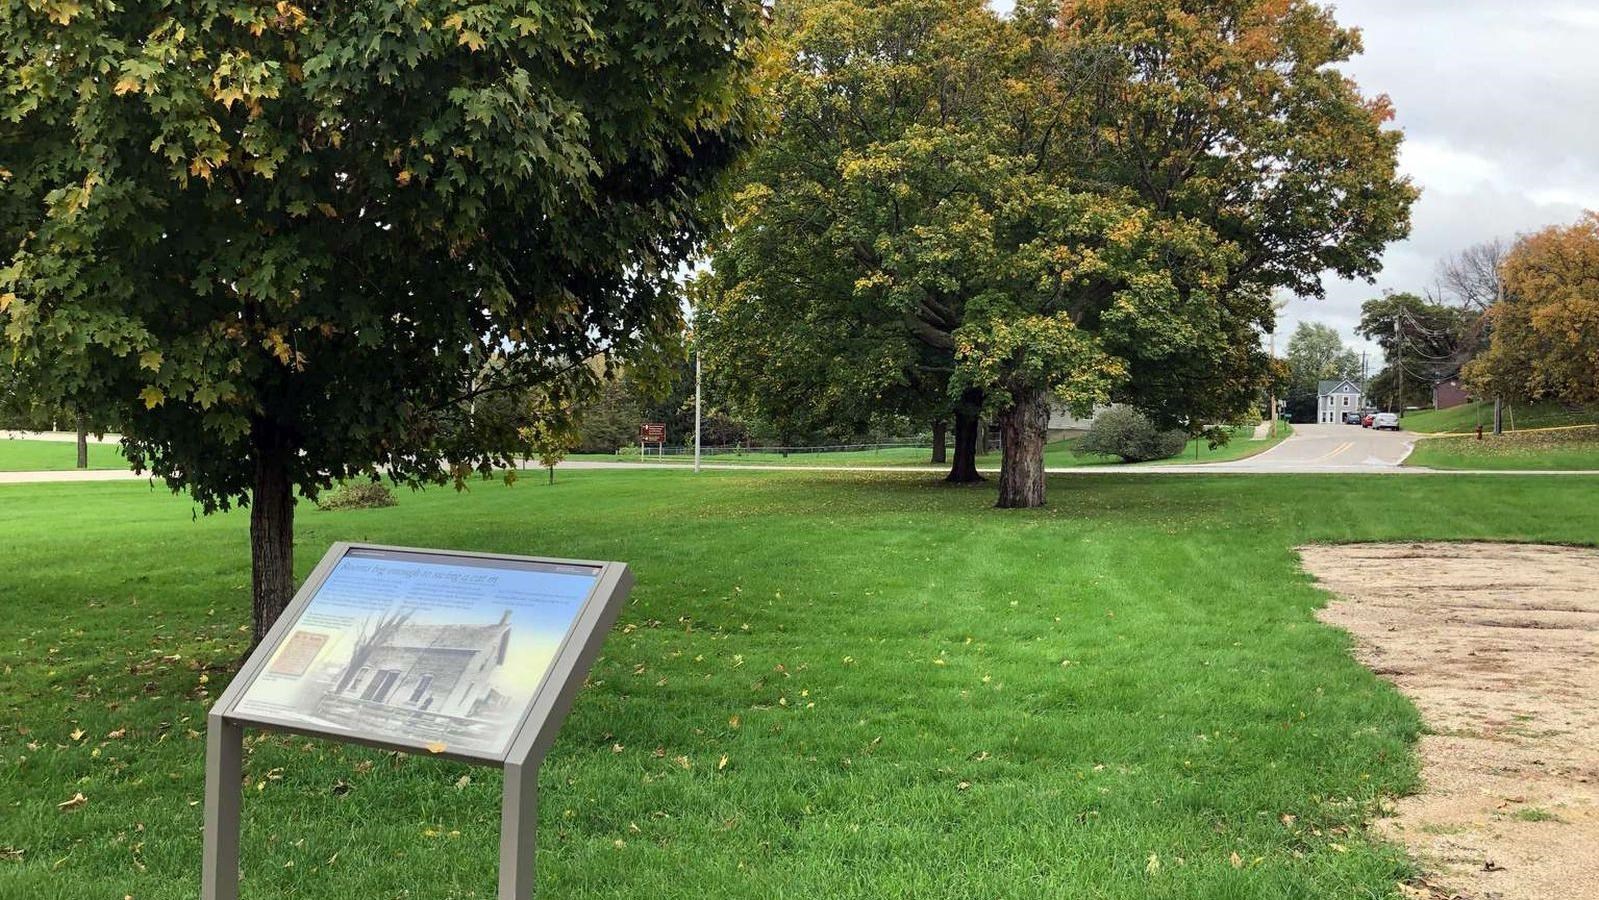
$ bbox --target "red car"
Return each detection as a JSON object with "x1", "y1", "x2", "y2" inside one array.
[{"x1": 1361, "y1": 413, "x2": 1375, "y2": 428}]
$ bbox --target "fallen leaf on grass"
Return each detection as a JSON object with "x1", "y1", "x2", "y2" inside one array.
[
  {"x1": 425, "y1": 741, "x2": 447, "y2": 754},
  {"x1": 57, "y1": 793, "x2": 87, "y2": 812},
  {"x1": 1229, "y1": 851, "x2": 1242, "y2": 869},
  {"x1": 70, "y1": 728, "x2": 85, "y2": 742}
]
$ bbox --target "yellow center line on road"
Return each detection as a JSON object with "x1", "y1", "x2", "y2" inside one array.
[{"x1": 1308, "y1": 440, "x2": 1355, "y2": 463}]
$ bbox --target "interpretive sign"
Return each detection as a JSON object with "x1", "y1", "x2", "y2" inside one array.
[
  {"x1": 639, "y1": 422, "x2": 666, "y2": 443},
  {"x1": 203, "y1": 542, "x2": 633, "y2": 900}
]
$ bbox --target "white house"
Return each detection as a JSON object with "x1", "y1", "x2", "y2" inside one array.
[
  {"x1": 1316, "y1": 379, "x2": 1365, "y2": 424},
  {"x1": 1047, "y1": 401, "x2": 1111, "y2": 439}
]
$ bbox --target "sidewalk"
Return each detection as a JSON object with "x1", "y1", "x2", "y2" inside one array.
[{"x1": 1, "y1": 429, "x2": 121, "y2": 444}]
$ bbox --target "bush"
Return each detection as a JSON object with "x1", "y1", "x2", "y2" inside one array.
[
  {"x1": 1077, "y1": 407, "x2": 1189, "y2": 462},
  {"x1": 316, "y1": 481, "x2": 397, "y2": 511}
]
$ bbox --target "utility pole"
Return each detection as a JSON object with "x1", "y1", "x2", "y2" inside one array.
[
  {"x1": 1393, "y1": 313, "x2": 1401, "y2": 415},
  {"x1": 1269, "y1": 327, "x2": 1277, "y2": 438},
  {"x1": 1492, "y1": 280, "x2": 1504, "y2": 434},
  {"x1": 694, "y1": 343, "x2": 702, "y2": 473}
]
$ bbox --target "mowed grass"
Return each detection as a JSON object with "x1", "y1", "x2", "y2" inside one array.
[
  {"x1": 0, "y1": 438, "x2": 125, "y2": 472},
  {"x1": 1406, "y1": 426, "x2": 1599, "y2": 471},
  {"x1": 584, "y1": 422, "x2": 1284, "y2": 470},
  {"x1": 4, "y1": 471, "x2": 1597, "y2": 899},
  {"x1": 1052, "y1": 423, "x2": 1288, "y2": 467},
  {"x1": 1399, "y1": 400, "x2": 1599, "y2": 434}
]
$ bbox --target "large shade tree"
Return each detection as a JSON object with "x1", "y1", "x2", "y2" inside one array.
[
  {"x1": 699, "y1": 0, "x2": 1016, "y2": 482},
  {"x1": 0, "y1": 0, "x2": 764, "y2": 641},
  {"x1": 703, "y1": 0, "x2": 1413, "y2": 507}
]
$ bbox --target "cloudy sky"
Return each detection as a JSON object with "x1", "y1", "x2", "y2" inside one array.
[
  {"x1": 1288, "y1": 0, "x2": 1599, "y2": 362},
  {"x1": 981, "y1": 1, "x2": 1599, "y2": 364}
]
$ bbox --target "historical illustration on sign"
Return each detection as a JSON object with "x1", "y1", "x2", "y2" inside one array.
[{"x1": 234, "y1": 548, "x2": 601, "y2": 758}]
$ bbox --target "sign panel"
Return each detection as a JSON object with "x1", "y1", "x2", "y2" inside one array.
[
  {"x1": 231, "y1": 547, "x2": 606, "y2": 760},
  {"x1": 639, "y1": 422, "x2": 666, "y2": 443}
]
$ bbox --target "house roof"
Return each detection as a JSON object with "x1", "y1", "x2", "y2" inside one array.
[
  {"x1": 1317, "y1": 379, "x2": 1363, "y2": 396},
  {"x1": 386, "y1": 621, "x2": 510, "y2": 654}
]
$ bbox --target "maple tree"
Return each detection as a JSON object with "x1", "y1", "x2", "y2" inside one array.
[
  {"x1": 704, "y1": 0, "x2": 1413, "y2": 506},
  {"x1": 0, "y1": 0, "x2": 763, "y2": 641},
  {"x1": 1464, "y1": 213, "x2": 1599, "y2": 406}
]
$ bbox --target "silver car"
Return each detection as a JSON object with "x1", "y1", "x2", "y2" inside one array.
[{"x1": 1372, "y1": 412, "x2": 1401, "y2": 431}]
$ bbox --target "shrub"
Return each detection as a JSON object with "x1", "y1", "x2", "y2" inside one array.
[
  {"x1": 315, "y1": 481, "x2": 397, "y2": 511},
  {"x1": 1077, "y1": 407, "x2": 1189, "y2": 462}
]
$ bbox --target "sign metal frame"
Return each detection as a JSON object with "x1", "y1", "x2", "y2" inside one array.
[{"x1": 201, "y1": 541, "x2": 634, "y2": 899}]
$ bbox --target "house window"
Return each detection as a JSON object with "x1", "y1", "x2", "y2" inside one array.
[
  {"x1": 1342, "y1": 396, "x2": 1350, "y2": 406},
  {"x1": 347, "y1": 667, "x2": 371, "y2": 694},
  {"x1": 408, "y1": 674, "x2": 433, "y2": 704}
]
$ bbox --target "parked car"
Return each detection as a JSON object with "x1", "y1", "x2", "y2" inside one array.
[
  {"x1": 1361, "y1": 413, "x2": 1375, "y2": 428},
  {"x1": 1372, "y1": 412, "x2": 1401, "y2": 431},
  {"x1": 1343, "y1": 411, "x2": 1363, "y2": 425}
]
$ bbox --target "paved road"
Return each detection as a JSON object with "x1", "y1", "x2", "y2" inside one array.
[{"x1": 1208, "y1": 422, "x2": 1414, "y2": 472}]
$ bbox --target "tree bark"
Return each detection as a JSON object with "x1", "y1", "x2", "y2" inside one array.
[
  {"x1": 75, "y1": 411, "x2": 88, "y2": 469},
  {"x1": 946, "y1": 390, "x2": 984, "y2": 483},
  {"x1": 930, "y1": 419, "x2": 947, "y2": 464},
  {"x1": 996, "y1": 386, "x2": 1049, "y2": 508},
  {"x1": 249, "y1": 421, "x2": 296, "y2": 647}
]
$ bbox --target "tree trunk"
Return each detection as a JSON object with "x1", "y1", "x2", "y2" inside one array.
[
  {"x1": 249, "y1": 422, "x2": 296, "y2": 647},
  {"x1": 946, "y1": 390, "x2": 984, "y2": 483},
  {"x1": 930, "y1": 419, "x2": 947, "y2": 464},
  {"x1": 75, "y1": 412, "x2": 88, "y2": 469},
  {"x1": 996, "y1": 386, "x2": 1049, "y2": 509}
]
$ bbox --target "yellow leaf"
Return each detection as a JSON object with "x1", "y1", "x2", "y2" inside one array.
[
  {"x1": 1228, "y1": 851, "x2": 1242, "y2": 869},
  {"x1": 138, "y1": 350, "x2": 163, "y2": 372},
  {"x1": 717, "y1": 754, "x2": 729, "y2": 771},
  {"x1": 47, "y1": 1, "x2": 82, "y2": 25},
  {"x1": 57, "y1": 792, "x2": 88, "y2": 811},
  {"x1": 138, "y1": 386, "x2": 165, "y2": 409},
  {"x1": 458, "y1": 30, "x2": 486, "y2": 51},
  {"x1": 70, "y1": 728, "x2": 85, "y2": 741},
  {"x1": 425, "y1": 741, "x2": 447, "y2": 754},
  {"x1": 0, "y1": 292, "x2": 14, "y2": 313},
  {"x1": 114, "y1": 76, "x2": 142, "y2": 96}
]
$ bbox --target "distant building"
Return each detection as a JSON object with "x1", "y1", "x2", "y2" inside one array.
[
  {"x1": 1432, "y1": 378, "x2": 1470, "y2": 410},
  {"x1": 1316, "y1": 379, "x2": 1365, "y2": 423},
  {"x1": 1046, "y1": 401, "x2": 1111, "y2": 440}
]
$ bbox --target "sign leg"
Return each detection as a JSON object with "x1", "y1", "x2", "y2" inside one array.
[
  {"x1": 201, "y1": 714, "x2": 244, "y2": 900},
  {"x1": 498, "y1": 761, "x2": 539, "y2": 899}
]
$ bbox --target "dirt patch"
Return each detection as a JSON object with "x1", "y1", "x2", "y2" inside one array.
[{"x1": 1301, "y1": 542, "x2": 1599, "y2": 900}]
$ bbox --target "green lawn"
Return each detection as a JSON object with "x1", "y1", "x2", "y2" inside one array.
[
  {"x1": 1406, "y1": 426, "x2": 1599, "y2": 471},
  {"x1": 5, "y1": 469, "x2": 1595, "y2": 899},
  {"x1": 0, "y1": 438, "x2": 126, "y2": 472},
  {"x1": 580, "y1": 445, "x2": 940, "y2": 467},
  {"x1": 1050, "y1": 423, "x2": 1288, "y2": 467},
  {"x1": 1399, "y1": 400, "x2": 1599, "y2": 434},
  {"x1": 583, "y1": 423, "x2": 1286, "y2": 470}
]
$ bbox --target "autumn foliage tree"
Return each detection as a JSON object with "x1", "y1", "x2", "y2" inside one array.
[
  {"x1": 704, "y1": 0, "x2": 1413, "y2": 507},
  {"x1": 0, "y1": 0, "x2": 763, "y2": 641},
  {"x1": 1464, "y1": 213, "x2": 1599, "y2": 406}
]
